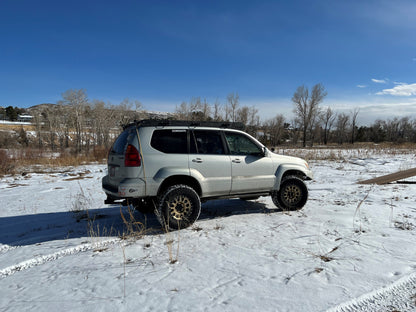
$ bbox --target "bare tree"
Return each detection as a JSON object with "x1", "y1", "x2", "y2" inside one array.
[
  {"x1": 226, "y1": 92, "x2": 239, "y2": 122},
  {"x1": 350, "y1": 108, "x2": 360, "y2": 144},
  {"x1": 175, "y1": 101, "x2": 190, "y2": 120},
  {"x1": 248, "y1": 106, "x2": 259, "y2": 127},
  {"x1": 201, "y1": 98, "x2": 211, "y2": 121},
  {"x1": 189, "y1": 97, "x2": 203, "y2": 120},
  {"x1": 292, "y1": 83, "x2": 327, "y2": 147},
  {"x1": 380, "y1": 116, "x2": 414, "y2": 143},
  {"x1": 31, "y1": 111, "x2": 43, "y2": 149},
  {"x1": 118, "y1": 98, "x2": 144, "y2": 124},
  {"x1": 248, "y1": 106, "x2": 260, "y2": 136},
  {"x1": 175, "y1": 97, "x2": 211, "y2": 121},
  {"x1": 43, "y1": 106, "x2": 59, "y2": 150},
  {"x1": 321, "y1": 107, "x2": 336, "y2": 145},
  {"x1": 59, "y1": 89, "x2": 89, "y2": 154},
  {"x1": 212, "y1": 99, "x2": 222, "y2": 121},
  {"x1": 399, "y1": 117, "x2": 413, "y2": 142},
  {"x1": 213, "y1": 99, "x2": 222, "y2": 121},
  {"x1": 263, "y1": 114, "x2": 286, "y2": 146},
  {"x1": 236, "y1": 106, "x2": 249, "y2": 125},
  {"x1": 90, "y1": 100, "x2": 118, "y2": 149},
  {"x1": 335, "y1": 113, "x2": 350, "y2": 144}
]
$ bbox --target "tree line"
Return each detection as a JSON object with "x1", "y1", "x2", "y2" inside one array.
[
  {"x1": 0, "y1": 106, "x2": 26, "y2": 121},
  {"x1": 2, "y1": 86, "x2": 416, "y2": 154}
]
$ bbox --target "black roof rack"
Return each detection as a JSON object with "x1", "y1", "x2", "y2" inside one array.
[{"x1": 123, "y1": 119, "x2": 245, "y2": 130}]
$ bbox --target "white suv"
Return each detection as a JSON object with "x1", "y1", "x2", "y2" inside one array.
[{"x1": 102, "y1": 120, "x2": 313, "y2": 230}]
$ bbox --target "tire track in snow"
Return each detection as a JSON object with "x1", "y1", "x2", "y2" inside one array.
[
  {"x1": 327, "y1": 272, "x2": 416, "y2": 312},
  {"x1": 0, "y1": 238, "x2": 120, "y2": 279}
]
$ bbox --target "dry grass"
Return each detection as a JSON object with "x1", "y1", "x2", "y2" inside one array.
[
  {"x1": 119, "y1": 204, "x2": 147, "y2": 240},
  {"x1": 0, "y1": 147, "x2": 108, "y2": 176},
  {"x1": 275, "y1": 143, "x2": 416, "y2": 162},
  {"x1": 3, "y1": 143, "x2": 416, "y2": 176}
]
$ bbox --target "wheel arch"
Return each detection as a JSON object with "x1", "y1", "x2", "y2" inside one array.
[
  {"x1": 282, "y1": 169, "x2": 308, "y2": 180},
  {"x1": 274, "y1": 165, "x2": 310, "y2": 191},
  {"x1": 157, "y1": 175, "x2": 202, "y2": 197}
]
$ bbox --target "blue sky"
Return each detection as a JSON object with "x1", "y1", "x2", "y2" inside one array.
[{"x1": 1, "y1": 0, "x2": 416, "y2": 124}]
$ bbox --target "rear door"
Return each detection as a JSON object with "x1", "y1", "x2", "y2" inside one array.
[
  {"x1": 224, "y1": 131, "x2": 275, "y2": 194},
  {"x1": 189, "y1": 130, "x2": 232, "y2": 197}
]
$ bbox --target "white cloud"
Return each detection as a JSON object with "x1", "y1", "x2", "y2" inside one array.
[
  {"x1": 239, "y1": 95, "x2": 416, "y2": 126},
  {"x1": 327, "y1": 97, "x2": 416, "y2": 124},
  {"x1": 356, "y1": 85, "x2": 367, "y2": 88},
  {"x1": 376, "y1": 83, "x2": 416, "y2": 96},
  {"x1": 371, "y1": 78, "x2": 388, "y2": 84}
]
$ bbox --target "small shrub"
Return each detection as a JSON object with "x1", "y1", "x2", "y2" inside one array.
[
  {"x1": 92, "y1": 146, "x2": 109, "y2": 162},
  {"x1": 0, "y1": 150, "x2": 15, "y2": 176}
]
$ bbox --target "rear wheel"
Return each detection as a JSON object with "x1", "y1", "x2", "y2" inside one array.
[
  {"x1": 272, "y1": 175, "x2": 308, "y2": 210},
  {"x1": 157, "y1": 185, "x2": 201, "y2": 231}
]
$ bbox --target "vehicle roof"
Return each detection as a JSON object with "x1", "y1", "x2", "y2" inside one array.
[{"x1": 123, "y1": 119, "x2": 245, "y2": 131}]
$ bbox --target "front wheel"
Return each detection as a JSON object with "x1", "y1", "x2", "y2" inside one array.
[
  {"x1": 272, "y1": 175, "x2": 308, "y2": 211},
  {"x1": 156, "y1": 185, "x2": 201, "y2": 231}
]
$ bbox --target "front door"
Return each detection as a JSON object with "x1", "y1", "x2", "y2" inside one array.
[{"x1": 224, "y1": 131, "x2": 275, "y2": 194}]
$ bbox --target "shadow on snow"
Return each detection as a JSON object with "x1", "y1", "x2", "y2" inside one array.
[{"x1": 0, "y1": 198, "x2": 281, "y2": 247}]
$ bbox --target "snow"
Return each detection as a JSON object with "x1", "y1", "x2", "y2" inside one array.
[{"x1": 1, "y1": 150, "x2": 415, "y2": 311}]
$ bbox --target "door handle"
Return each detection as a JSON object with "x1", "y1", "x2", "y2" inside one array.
[
  {"x1": 232, "y1": 159, "x2": 241, "y2": 163},
  {"x1": 192, "y1": 158, "x2": 203, "y2": 163}
]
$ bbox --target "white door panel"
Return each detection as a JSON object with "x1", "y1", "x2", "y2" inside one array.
[
  {"x1": 230, "y1": 155, "x2": 274, "y2": 193},
  {"x1": 189, "y1": 154, "x2": 232, "y2": 196}
]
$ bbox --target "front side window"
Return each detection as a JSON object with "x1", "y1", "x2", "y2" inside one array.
[
  {"x1": 151, "y1": 129, "x2": 188, "y2": 154},
  {"x1": 224, "y1": 132, "x2": 262, "y2": 156},
  {"x1": 192, "y1": 130, "x2": 225, "y2": 155}
]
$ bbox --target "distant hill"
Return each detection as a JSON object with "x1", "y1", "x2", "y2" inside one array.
[{"x1": 28, "y1": 103, "x2": 58, "y2": 111}]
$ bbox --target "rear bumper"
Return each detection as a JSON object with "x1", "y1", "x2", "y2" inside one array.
[{"x1": 102, "y1": 175, "x2": 147, "y2": 199}]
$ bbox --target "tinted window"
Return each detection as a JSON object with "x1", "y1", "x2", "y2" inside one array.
[
  {"x1": 151, "y1": 129, "x2": 188, "y2": 154},
  {"x1": 110, "y1": 129, "x2": 131, "y2": 155},
  {"x1": 192, "y1": 130, "x2": 224, "y2": 154},
  {"x1": 224, "y1": 132, "x2": 262, "y2": 156}
]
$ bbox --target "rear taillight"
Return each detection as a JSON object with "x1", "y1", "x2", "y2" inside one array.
[{"x1": 124, "y1": 144, "x2": 141, "y2": 167}]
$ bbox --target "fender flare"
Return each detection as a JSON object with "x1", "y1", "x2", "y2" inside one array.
[
  {"x1": 154, "y1": 167, "x2": 202, "y2": 196},
  {"x1": 274, "y1": 164, "x2": 309, "y2": 191}
]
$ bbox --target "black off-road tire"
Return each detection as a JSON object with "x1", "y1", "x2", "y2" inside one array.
[
  {"x1": 272, "y1": 175, "x2": 308, "y2": 211},
  {"x1": 156, "y1": 185, "x2": 201, "y2": 231}
]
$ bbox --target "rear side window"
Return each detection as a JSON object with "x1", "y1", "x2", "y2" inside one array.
[
  {"x1": 110, "y1": 129, "x2": 131, "y2": 155},
  {"x1": 151, "y1": 129, "x2": 188, "y2": 154}
]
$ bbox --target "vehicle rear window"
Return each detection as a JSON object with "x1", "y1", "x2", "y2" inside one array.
[
  {"x1": 151, "y1": 129, "x2": 188, "y2": 154},
  {"x1": 110, "y1": 129, "x2": 131, "y2": 155}
]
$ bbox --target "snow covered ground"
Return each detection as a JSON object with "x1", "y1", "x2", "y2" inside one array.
[{"x1": 1, "y1": 149, "x2": 415, "y2": 311}]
